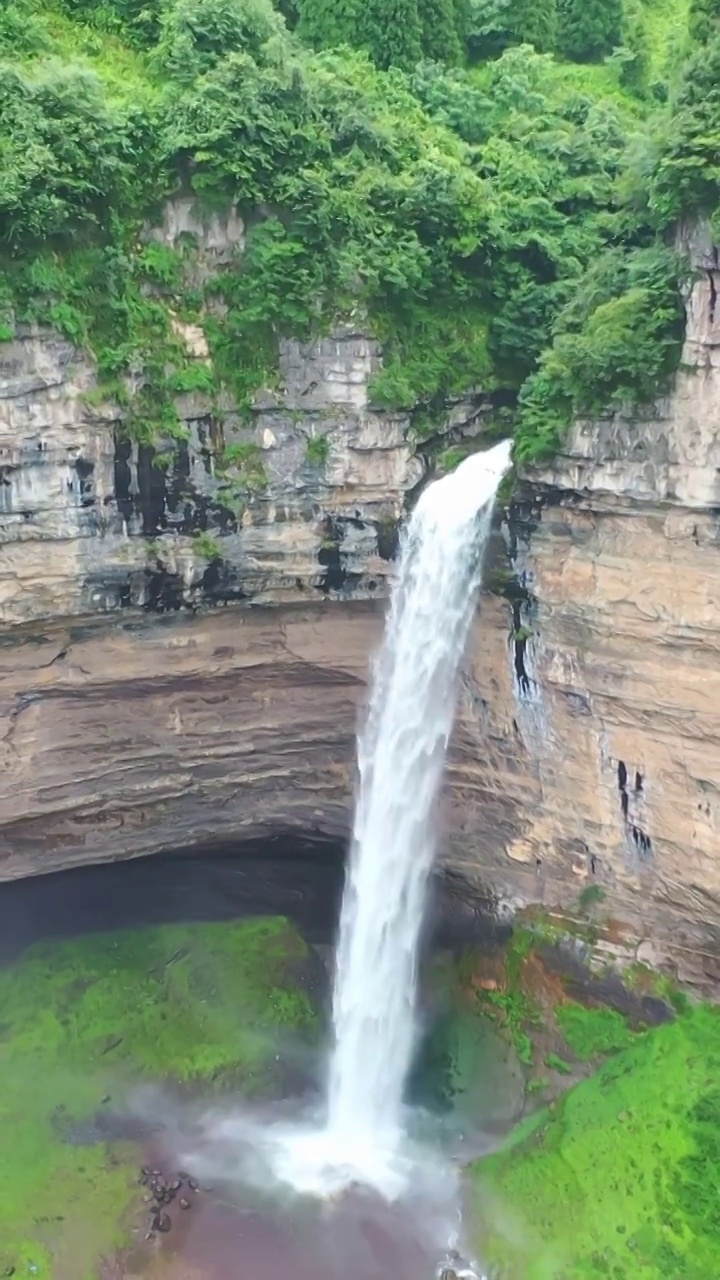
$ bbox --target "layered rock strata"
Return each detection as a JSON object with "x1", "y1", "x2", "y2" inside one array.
[{"x1": 447, "y1": 223, "x2": 720, "y2": 985}]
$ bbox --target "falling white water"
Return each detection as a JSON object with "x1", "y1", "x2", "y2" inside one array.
[{"x1": 272, "y1": 440, "x2": 511, "y2": 1199}]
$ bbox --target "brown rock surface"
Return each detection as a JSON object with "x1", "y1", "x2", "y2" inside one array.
[
  {"x1": 441, "y1": 223, "x2": 720, "y2": 984},
  {"x1": 0, "y1": 603, "x2": 380, "y2": 878}
]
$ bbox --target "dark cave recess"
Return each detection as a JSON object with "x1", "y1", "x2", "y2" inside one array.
[{"x1": 0, "y1": 831, "x2": 504, "y2": 965}]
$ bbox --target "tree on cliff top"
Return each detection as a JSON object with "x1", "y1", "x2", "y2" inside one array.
[
  {"x1": 300, "y1": 0, "x2": 424, "y2": 68},
  {"x1": 0, "y1": 62, "x2": 135, "y2": 247},
  {"x1": 556, "y1": 0, "x2": 623, "y2": 60},
  {"x1": 297, "y1": 0, "x2": 361, "y2": 51},
  {"x1": 154, "y1": 0, "x2": 283, "y2": 80},
  {"x1": 299, "y1": 0, "x2": 467, "y2": 68},
  {"x1": 650, "y1": 35, "x2": 720, "y2": 221},
  {"x1": 417, "y1": 0, "x2": 464, "y2": 65},
  {"x1": 688, "y1": 0, "x2": 720, "y2": 44},
  {"x1": 465, "y1": 0, "x2": 556, "y2": 60}
]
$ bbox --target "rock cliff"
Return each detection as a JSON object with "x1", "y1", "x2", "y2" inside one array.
[
  {"x1": 0, "y1": 199, "x2": 484, "y2": 625},
  {"x1": 1, "y1": 210, "x2": 719, "y2": 986},
  {"x1": 449, "y1": 222, "x2": 720, "y2": 986}
]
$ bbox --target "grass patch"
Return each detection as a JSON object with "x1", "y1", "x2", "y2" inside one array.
[
  {"x1": 473, "y1": 1003, "x2": 720, "y2": 1279},
  {"x1": 0, "y1": 917, "x2": 316, "y2": 1277},
  {"x1": 556, "y1": 1001, "x2": 640, "y2": 1061}
]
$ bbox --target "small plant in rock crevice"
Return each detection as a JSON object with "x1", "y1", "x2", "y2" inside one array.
[
  {"x1": 306, "y1": 434, "x2": 330, "y2": 465},
  {"x1": 578, "y1": 883, "x2": 606, "y2": 912},
  {"x1": 192, "y1": 530, "x2": 223, "y2": 561},
  {"x1": 216, "y1": 442, "x2": 268, "y2": 492}
]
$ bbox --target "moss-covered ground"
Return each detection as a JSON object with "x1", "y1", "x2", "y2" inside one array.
[
  {"x1": 0, "y1": 917, "x2": 317, "y2": 1279},
  {"x1": 437, "y1": 925, "x2": 660, "y2": 1094},
  {"x1": 472, "y1": 988, "x2": 720, "y2": 1278}
]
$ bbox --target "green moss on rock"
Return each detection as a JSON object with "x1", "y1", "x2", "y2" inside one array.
[{"x1": 472, "y1": 1003, "x2": 720, "y2": 1279}]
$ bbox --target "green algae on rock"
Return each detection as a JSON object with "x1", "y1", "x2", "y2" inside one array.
[
  {"x1": 472, "y1": 1003, "x2": 720, "y2": 1279},
  {"x1": 0, "y1": 917, "x2": 318, "y2": 1279}
]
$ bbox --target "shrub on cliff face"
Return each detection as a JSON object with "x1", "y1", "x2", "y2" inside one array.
[
  {"x1": 0, "y1": 63, "x2": 140, "y2": 247},
  {"x1": 515, "y1": 246, "x2": 685, "y2": 462},
  {"x1": 651, "y1": 36, "x2": 720, "y2": 221}
]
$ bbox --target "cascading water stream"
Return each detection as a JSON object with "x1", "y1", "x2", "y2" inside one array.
[
  {"x1": 327, "y1": 440, "x2": 512, "y2": 1144},
  {"x1": 271, "y1": 440, "x2": 512, "y2": 1199}
]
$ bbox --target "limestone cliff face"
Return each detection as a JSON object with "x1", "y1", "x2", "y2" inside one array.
[
  {"x1": 447, "y1": 222, "x2": 720, "y2": 985},
  {"x1": 0, "y1": 199, "x2": 483, "y2": 626},
  {"x1": 2, "y1": 209, "x2": 720, "y2": 986},
  {"x1": 0, "y1": 320, "x2": 409, "y2": 621}
]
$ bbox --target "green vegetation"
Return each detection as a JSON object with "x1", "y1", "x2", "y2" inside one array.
[
  {"x1": 579, "y1": 883, "x2": 607, "y2": 910},
  {"x1": 0, "y1": 0, "x2": 712, "y2": 467},
  {"x1": 512, "y1": 624, "x2": 533, "y2": 643},
  {"x1": 193, "y1": 530, "x2": 224, "y2": 559},
  {"x1": 217, "y1": 440, "x2": 268, "y2": 494},
  {"x1": 556, "y1": 0, "x2": 624, "y2": 62},
  {"x1": 556, "y1": 1000, "x2": 639, "y2": 1059},
  {"x1": 544, "y1": 1050, "x2": 573, "y2": 1074},
  {"x1": 298, "y1": 0, "x2": 465, "y2": 66},
  {"x1": 306, "y1": 433, "x2": 330, "y2": 464},
  {"x1": 478, "y1": 986, "x2": 538, "y2": 1064},
  {"x1": 0, "y1": 917, "x2": 316, "y2": 1277},
  {"x1": 474, "y1": 1003, "x2": 720, "y2": 1279}
]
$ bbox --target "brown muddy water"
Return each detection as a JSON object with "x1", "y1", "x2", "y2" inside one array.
[{"x1": 107, "y1": 1156, "x2": 463, "y2": 1280}]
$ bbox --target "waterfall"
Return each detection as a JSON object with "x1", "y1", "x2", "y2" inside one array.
[
  {"x1": 326, "y1": 438, "x2": 511, "y2": 1144},
  {"x1": 273, "y1": 439, "x2": 511, "y2": 1198}
]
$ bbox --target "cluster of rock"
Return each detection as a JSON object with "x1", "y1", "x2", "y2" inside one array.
[{"x1": 139, "y1": 1164, "x2": 197, "y2": 1239}]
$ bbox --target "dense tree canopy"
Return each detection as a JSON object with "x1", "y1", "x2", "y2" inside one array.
[
  {"x1": 0, "y1": 0, "x2": 711, "y2": 462},
  {"x1": 688, "y1": 0, "x2": 720, "y2": 44}
]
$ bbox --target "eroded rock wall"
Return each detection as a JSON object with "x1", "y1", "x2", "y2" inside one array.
[
  {"x1": 0, "y1": 322, "x2": 414, "y2": 622},
  {"x1": 0, "y1": 199, "x2": 486, "y2": 627},
  {"x1": 444, "y1": 223, "x2": 720, "y2": 985}
]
